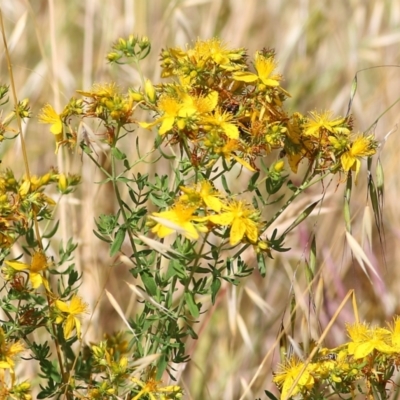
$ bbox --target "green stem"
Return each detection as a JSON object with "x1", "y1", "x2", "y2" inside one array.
[{"x1": 110, "y1": 125, "x2": 140, "y2": 267}]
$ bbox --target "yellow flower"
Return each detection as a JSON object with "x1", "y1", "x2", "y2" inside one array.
[
  {"x1": 140, "y1": 91, "x2": 218, "y2": 135},
  {"x1": 273, "y1": 357, "x2": 315, "y2": 400},
  {"x1": 55, "y1": 295, "x2": 89, "y2": 339},
  {"x1": 77, "y1": 82, "x2": 118, "y2": 99},
  {"x1": 179, "y1": 181, "x2": 224, "y2": 212},
  {"x1": 38, "y1": 104, "x2": 63, "y2": 135},
  {"x1": 233, "y1": 52, "x2": 281, "y2": 87},
  {"x1": 340, "y1": 135, "x2": 376, "y2": 178},
  {"x1": 304, "y1": 110, "x2": 350, "y2": 137},
  {"x1": 346, "y1": 322, "x2": 392, "y2": 359},
  {"x1": 210, "y1": 139, "x2": 256, "y2": 172},
  {"x1": 140, "y1": 95, "x2": 181, "y2": 134},
  {"x1": 203, "y1": 107, "x2": 239, "y2": 139},
  {"x1": 131, "y1": 368, "x2": 183, "y2": 400},
  {"x1": 5, "y1": 251, "x2": 49, "y2": 290},
  {"x1": 0, "y1": 328, "x2": 25, "y2": 372},
  {"x1": 150, "y1": 204, "x2": 208, "y2": 240},
  {"x1": 209, "y1": 200, "x2": 259, "y2": 246},
  {"x1": 179, "y1": 90, "x2": 218, "y2": 116}
]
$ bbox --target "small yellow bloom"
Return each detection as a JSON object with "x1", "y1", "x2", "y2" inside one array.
[
  {"x1": 131, "y1": 368, "x2": 183, "y2": 400},
  {"x1": 346, "y1": 322, "x2": 393, "y2": 359},
  {"x1": 304, "y1": 110, "x2": 350, "y2": 137},
  {"x1": 209, "y1": 200, "x2": 259, "y2": 246},
  {"x1": 151, "y1": 204, "x2": 207, "y2": 240},
  {"x1": 38, "y1": 104, "x2": 63, "y2": 135},
  {"x1": 203, "y1": 107, "x2": 239, "y2": 139},
  {"x1": 55, "y1": 295, "x2": 89, "y2": 339},
  {"x1": 5, "y1": 251, "x2": 49, "y2": 289},
  {"x1": 179, "y1": 181, "x2": 224, "y2": 212},
  {"x1": 0, "y1": 328, "x2": 25, "y2": 372},
  {"x1": 140, "y1": 95, "x2": 181, "y2": 135},
  {"x1": 340, "y1": 135, "x2": 376, "y2": 179},
  {"x1": 273, "y1": 357, "x2": 315, "y2": 400},
  {"x1": 233, "y1": 52, "x2": 281, "y2": 88}
]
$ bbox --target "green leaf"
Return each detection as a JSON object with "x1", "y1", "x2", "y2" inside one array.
[
  {"x1": 257, "y1": 252, "x2": 266, "y2": 277},
  {"x1": 93, "y1": 229, "x2": 112, "y2": 243},
  {"x1": 283, "y1": 200, "x2": 320, "y2": 235},
  {"x1": 221, "y1": 174, "x2": 231, "y2": 194},
  {"x1": 111, "y1": 146, "x2": 126, "y2": 160},
  {"x1": 141, "y1": 271, "x2": 157, "y2": 296},
  {"x1": 247, "y1": 171, "x2": 260, "y2": 191},
  {"x1": 307, "y1": 235, "x2": 316, "y2": 282},
  {"x1": 184, "y1": 292, "x2": 199, "y2": 318},
  {"x1": 265, "y1": 390, "x2": 279, "y2": 400},
  {"x1": 42, "y1": 220, "x2": 59, "y2": 239},
  {"x1": 376, "y1": 158, "x2": 384, "y2": 195},
  {"x1": 110, "y1": 228, "x2": 126, "y2": 256},
  {"x1": 344, "y1": 173, "x2": 352, "y2": 233},
  {"x1": 211, "y1": 278, "x2": 221, "y2": 304}
]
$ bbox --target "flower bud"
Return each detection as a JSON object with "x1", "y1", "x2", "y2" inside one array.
[{"x1": 144, "y1": 79, "x2": 156, "y2": 103}]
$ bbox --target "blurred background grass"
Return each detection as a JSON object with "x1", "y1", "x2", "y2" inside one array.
[{"x1": 1, "y1": 1, "x2": 400, "y2": 398}]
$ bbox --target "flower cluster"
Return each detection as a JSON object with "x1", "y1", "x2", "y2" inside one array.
[
  {"x1": 41, "y1": 39, "x2": 377, "y2": 179},
  {"x1": 274, "y1": 318, "x2": 400, "y2": 399},
  {"x1": 0, "y1": 168, "x2": 80, "y2": 249},
  {"x1": 149, "y1": 180, "x2": 267, "y2": 249},
  {"x1": 137, "y1": 39, "x2": 377, "y2": 176}
]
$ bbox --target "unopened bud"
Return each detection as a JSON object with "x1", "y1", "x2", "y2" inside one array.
[{"x1": 144, "y1": 79, "x2": 156, "y2": 103}]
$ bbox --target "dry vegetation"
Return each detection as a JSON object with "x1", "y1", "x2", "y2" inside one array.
[{"x1": 1, "y1": 1, "x2": 400, "y2": 399}]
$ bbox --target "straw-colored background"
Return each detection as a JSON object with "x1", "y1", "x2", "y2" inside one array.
[{"x1": 2, "y1": 1, "x2": 400, "y2": 399}]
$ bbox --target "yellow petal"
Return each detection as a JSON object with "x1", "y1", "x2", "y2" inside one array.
[
  {"x1": 231, "y1": 155, "x2": 256, "y2": 172},
  {"x1": 203, "y1": 196, "x2": 223, "y2": 213},
  {"x1": 5, "y1": 260, "x2": 29, "y2": 271},
  {"x1": 55, "y1": 299, "x2": 70, "y2": 313},
  {"x1": 222, "y1": 122, "x2": 239, "y2": 139},
  {"x1": 29, "y1": 272, "x2": 43, "y2": 289},
  {"x1": 63, "y1": 315, "x2": 76, "y2": 339},
  {"x1": 159, "y1": 116, "x2": 175, "y2": 135},
  {"x1": 230, "y1": 219, "x2": 246, "y2": 245},
  {"x1": 341, "y1": 152, "x2": 355, "y2": 172},
  {"x1": 209, "y1": 212, "x2": 234, "y2": 226},
  {"x1": 232, "y1": 71, "x2": 258, "y2": 82}
]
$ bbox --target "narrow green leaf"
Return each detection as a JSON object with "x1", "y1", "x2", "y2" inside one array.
[
  {"x1": 110, "y1": 228, "x2": 125, "y2": 256},
  {"x1": 93, "y1": 230, "x2": 112, "y2": 243},
  {"x1": 42, "y1": 220, "x2": 60, "y2": 239},
  {"x1": 221, "y1": 174, "x2": 231, "y2": 194},
  {"x1": 344, "y1": 173, "x2": 352, "y2": 233},
  {"x1": 308, "y1": 235, "x2": 316, "y2": 279},
  {"x1": 257, "y1": 252, "x2": 266, "y2": 277},
  {"x1": 283, "y1": 200, "x2": 319, "y2": 235},
  {"x1": 265, "y1": 390, "x2": 279, "y2": 400},
  {"x1": 211, "y1": 278, "x2": 221, "y2": 304},
  {"x1": 376, "y1": 158, "x2": 384, "y2": 195},
  {"x1": 111, "y1": 146, "x2": 126, "y2": 160},
  {"x1": 141, "y1": 271, "x2": 158, "y2": 296},
  {"x1": 184, "y1": 292, "x2": 199, "y2": 318},
  {"x1": 368, "y1": 176, "x2": 380, "y2": 226},
  {"x1": 247, "y1": 171, "x2": 260, "y2": 191}
]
